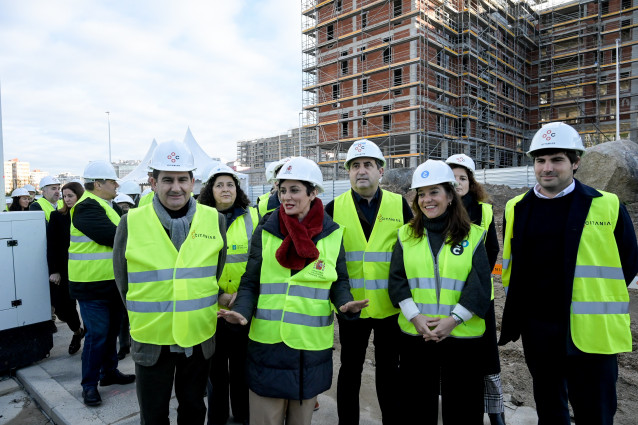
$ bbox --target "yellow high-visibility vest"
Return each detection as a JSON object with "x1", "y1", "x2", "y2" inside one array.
[
  {"x1": 398, "y1": 224, "x2": 486, "y2": 338},
  {"x1": 218, "y1": 207, "x2": 259, "y2": 298},
  {"x1": 125, "y1": 204, "x2": 223, "y2": 347},
  {"x1": 35, "y1": 197, "x2": 57, "y2": 221},
  {"x1": 249, "y1": 225, "x2": 343, "y2": 351},
  {"x1": 333, "y1": 190, "x2": 403, "y2": 318},
  {"x1": 68, "y1": 192, "x2": 120, "y2": 282},
  {"x1": 502, "y1": 191, "x2": 631, "y2": 354},
  {"x1": 258, "y1": 192, "x2": 276, "y2": 216},
  {"x1": 138, "y1": 191, "x2": 154, "y2": 206}
]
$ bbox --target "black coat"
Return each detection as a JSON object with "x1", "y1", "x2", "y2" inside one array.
[
  {"x1": 232, "y1": 207, "x2": 357, "y2": 400},
  {"x1": 499, "y1": 179, "x2": 638, "y2": 346}
]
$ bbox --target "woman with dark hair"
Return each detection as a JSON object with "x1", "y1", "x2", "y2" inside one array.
[
  {"x1": 446, "y1": 154, "x2": 504, "y2": 425},
  {"x1": 388, "y1": 160, "x2": 492, "y2": 424},
  {"x1": 9, "y1": 188, "x2": 31, "y2": 211},
  {"x1": 199, "y1": 164, "x2": 258, "y2": 425},
  {"x1": 218, "y1": 157, "x2": 367, "y2": 425},
  {"x1": 47, "y1": 182, "x2": 86, "y2": 354}
]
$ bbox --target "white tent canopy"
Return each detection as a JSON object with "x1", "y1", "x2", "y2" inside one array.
[
  {"x1": 121, "y1": 129, "x2": 248, "y2": 187},
  {"x1": 119, "y1": 139, "x2": 157, "y2": 184}
]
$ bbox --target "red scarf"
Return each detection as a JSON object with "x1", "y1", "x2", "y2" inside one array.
[{"x1": 276, "y1": 198, "x2": 324, "y2": 270}]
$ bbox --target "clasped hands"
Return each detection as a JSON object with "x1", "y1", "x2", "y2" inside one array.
[{"x1": 410, "y1": 315, "x2": 457, "y2": 342}]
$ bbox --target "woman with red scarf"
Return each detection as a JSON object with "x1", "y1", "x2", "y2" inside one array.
[{"x1": 219, "y1": 157, "x2": 368, "y2": 425}]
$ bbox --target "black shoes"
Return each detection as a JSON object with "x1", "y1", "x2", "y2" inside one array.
[
  {"x1": 117, "y1": 346, "x2": 130, "y2": 360},
  {"x1": 82, "y1": 387, "x2": 102, "y2": 406},
  {"x1": 99, "y1": 369, "x2": 136, "y2": 387},
  {"x1": 68, "y1": 328, "x2": 86, "y2": 355}
]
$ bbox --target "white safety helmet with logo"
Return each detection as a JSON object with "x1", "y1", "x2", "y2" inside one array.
[
  {"x1": 11, "y1": 187, "x2": 30, "y2": 197},
  {"x1": 410, "y1": 159, "x2": 458, "y2": 190},
  {"x1": 114, "y1": 193, "x2": 135, "y2": 206},
  {"x1": 83, "y1": 160, "x2": 119, "y2": 182},
  {"x1": 266, "y1": 157, "x2": 292, "y2": 183},
  {"x1": 39, "y1": 176, "x2": 61, "y2": 188},
  {"x1": 445, "y1": 154, "x2": 476, "y2": 174},
  {"x1": 527, "y1": 122, "x2": 585, "y2": 157},
  {"x1": 149, "y1": 140, "x2": 196, "y2": 172},
  {"x1": 207, "y1": 163, "x2": 238, "y2": 182},
  {"x1": 276, "y1": 157, "x2": 324, "y2": 193},
  {"x1": 345, "y1": 139, "x2": 386, "y2": 170},
  {"x1": 118, "y1": 180, "x2": 142, "y2": 195}
]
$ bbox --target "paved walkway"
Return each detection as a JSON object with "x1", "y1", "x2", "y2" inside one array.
[{"x1": 14, "y1": 320, "x2": 539, "y2": 424}]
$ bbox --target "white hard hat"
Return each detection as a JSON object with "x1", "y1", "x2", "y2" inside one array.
[
  {"x1": 11, "y1": 187, "x2": 30, "y2": 197},
  {"x1": 445, "y1": 154, "x2": 476, "y2": 174},
  {"x1": 410, "y1": 160, "x2": 457, "y2": 190},
  {"x1": 23, "y1": 184, "x2": 36, "y2": 192},
  {"x1": 207, "y1": 164, "x2": 238, "y2": 182},
  {"x1": 528, "y1": 122, "x2": 585, "y2": 157},
  {"x1": 6, "y1": 197, "x2": 12, "y2": 205},
  {"x1": 141, "y1": 188, "x2": 153, "y2": 196},
  {"x1": 345, "y1": 139, "x2": 386, "y2": 170},
  {"x1": 83, "y1": 160, "x2": 119, "y2": 181},
  {"x1": 266, "y1": 157, "x2": 291, "y2": 183},
  {"x1": 114, "y1": 193, "x2": 135, "y2": 205},
  {"x1": 118, "y1": 180, "x2": 142, "y2": 195},
  {"x1": 150, "y1": 140, "x2": 196, "y2": 172},
  {"x1": 39, "y1": 176, "x2": 61, "y2": 188},
  {"x1": 276, "y1": 157, "x2": 324, "y2": 193}
]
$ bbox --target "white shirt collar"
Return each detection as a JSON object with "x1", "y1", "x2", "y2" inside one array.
[{"x1": 533, "y1": 180, "x2": 575, "y2": 199}]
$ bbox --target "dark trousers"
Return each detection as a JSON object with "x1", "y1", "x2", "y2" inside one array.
[
  {"x1": 78, "y1": 298, "x2": 123, "y2": 390},
  {"x1": 136, "y1": 345, "x2": 211, "y2": 425},
  {"x1": 50, "y1": 280, "x2": 81, "y2": 332},
  {"x1": 207, "y1": 319, "x2": 249, "y2": 424},
  {"x1": 399, "y1": 333, "x2": 484, "y2": 425},
  {"x1": 522, "y1": 331, "x2": 618, "y2": 425},
  {"x1": 336, "y1": 314, "x2": 400, "y2": 425}
]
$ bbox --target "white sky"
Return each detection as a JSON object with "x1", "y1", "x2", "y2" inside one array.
[{"x1": 0, "y1": 0, "x2": 302, "y2": 176}]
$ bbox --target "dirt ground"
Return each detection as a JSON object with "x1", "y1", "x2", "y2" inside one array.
[{"x1": 330, "y1": 184, "x2": 638, "y2": 425}]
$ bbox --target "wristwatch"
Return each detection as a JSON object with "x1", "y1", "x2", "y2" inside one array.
[{"x1": 451, "y1": 313, "x2": 463, "y2": 326}]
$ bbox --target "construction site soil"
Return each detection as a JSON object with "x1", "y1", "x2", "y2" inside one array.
[{"x1": 329, "y1": 184, "x2": 638, "y2": 425}]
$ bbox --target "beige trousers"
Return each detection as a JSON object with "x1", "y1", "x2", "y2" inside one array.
[{"x1": 249, "y1": 389, "x2": 317, "y2": 425}]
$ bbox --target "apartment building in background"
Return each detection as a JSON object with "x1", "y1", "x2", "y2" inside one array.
[
  {"x1": 300, "y1": 0, "x2": 637, "y2": 178},
  {"x1": 533, "y1": 0, "x2": 638, "y2": 144},
  {"x1": 4, "y1": 159, "x2": 31, "y2": 194}
]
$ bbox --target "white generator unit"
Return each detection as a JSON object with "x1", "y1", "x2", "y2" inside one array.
[{"x1": 0, "y1": 211, "x2": 54, "y2": 372}]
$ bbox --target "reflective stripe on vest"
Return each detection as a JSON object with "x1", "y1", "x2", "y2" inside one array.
[
  {"x1": 218, "y1": 207, "x2": 259, "y2": 296},
  {"x1": 503, "y1": 190, "x2": 631, "y2": 354},
  {"x1": 125, "y1": 203, "x2": 222, "y2": 347},
  {"x1": 333, "y1": 189, "x2": 403, "y2": 319},
  {"x1": 36, "y1": 197, "x2": 56, "y2": 222},
  {"x1": 68, "y1": 191, "x2": 120, "y2": 282},
  {"x1": 248, "y1": 224, "x2": 343, "y2": 351},
  {"x1": 397, "y1": 224, "x2": 486, "y2": 338}
]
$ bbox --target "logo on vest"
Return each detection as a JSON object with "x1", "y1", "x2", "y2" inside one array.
[
  {"x1": 584, "y1": 220, "x2": 612, "y2": 226},
  {"x1": 308, "y1": 259, "x2": 326, "y2": 278},
  {"x1": 190, "y1": 228, "x2": 215, "y2": 240},
  {"x1": 315, "y1": 260, "x2": 325, "y2": 271},
  {"x1": 230, "y1": 243, "x2": 248, "y2": 251},
  {"x1": 450, "y1": 240, "x2": 469, "y2": 256},
  {"x1": 377, "y1": 214, "x2": 402, "y2": 223}
]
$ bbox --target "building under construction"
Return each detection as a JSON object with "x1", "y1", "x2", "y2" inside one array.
[
  {"x1": 300, "y1": 0, "x2": 637, "y2": 178},
  {"x1": 533, "y1": 0, "x2": 638, "y2": 145}
]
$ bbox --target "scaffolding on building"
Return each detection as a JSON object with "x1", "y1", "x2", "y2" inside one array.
[
  {"x1": 301, "y1": 0, "x2": 539, "y2": 179},
  {"x1": 534, "y1": 0, "x2": 638, "y2": 147}
]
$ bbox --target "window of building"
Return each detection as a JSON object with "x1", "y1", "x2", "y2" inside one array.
[
  {"x1": 621, "y1": 26, "x2": 632, "y2": 41},
  {"x1": 383, "y1": 47, "x2": 391, "y2": 64},
  {"x1": 394, "y1": 68, "x2": 403, "y2": 86},
  {"x1": 383, "y1": 105, "x2": 391, "y2": 112},
  {"x1": 342, "y1": 113, "x2": 348, "y2": 120},
  {"x1": 362, "y1": 12, "x2": 368, "y2": 28},
  {"x1": 601, "y1": 1, "x2": 609, "y2": 14},
  {"x1": 341, "y1": 60, "x2": 349, "y2": 75},
  {"x1": 437, "y1": 52, "x2": 449, "y2": 68},
  {"x1": 383, "y1": 115, "x2": 391, "y2": 131},
  {"x1": 540, "y1": 109, "x2": 550, "y2": 122},
  {"x1": 436, "y1": 74, "x2": 449, "y2": 91},
  {"x1": 540, "y1": 92, "x2": 548, "y2": 105},
  {"x1": 335, "y1": 0, "x2": 342, "y2": 13},
  {"x1": 327, "y1": 25, "x2": 334, "y2": 41},
  {"x1": 611, "y1": 49, "x2": 617, "y2": 64},
  {"x1": 394, "y1": 0, "x2": 402, "y2": 17},
  {"x1": 341, "y1": 121, "x2": 348, "y2": 137},
  {"x1": 332, "y1": 84, "x2": 340, "y2": 100},
  {"x1": 362, "y1": 78, "x2": 368, "y2": 93},
  {"x1": 362, "y1": 112, "x2": 368, "y2": 126},
  {"x1": 621, "y1": 0, "x2": 631, "y2": 10},
  {"x1": 360, "y1": 47, "x2": 366, "y2": 61}
]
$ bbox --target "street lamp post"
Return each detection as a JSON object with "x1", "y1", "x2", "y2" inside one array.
[{"x1": 106, "y1": 111, "x2": 112, "y2": 163}]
